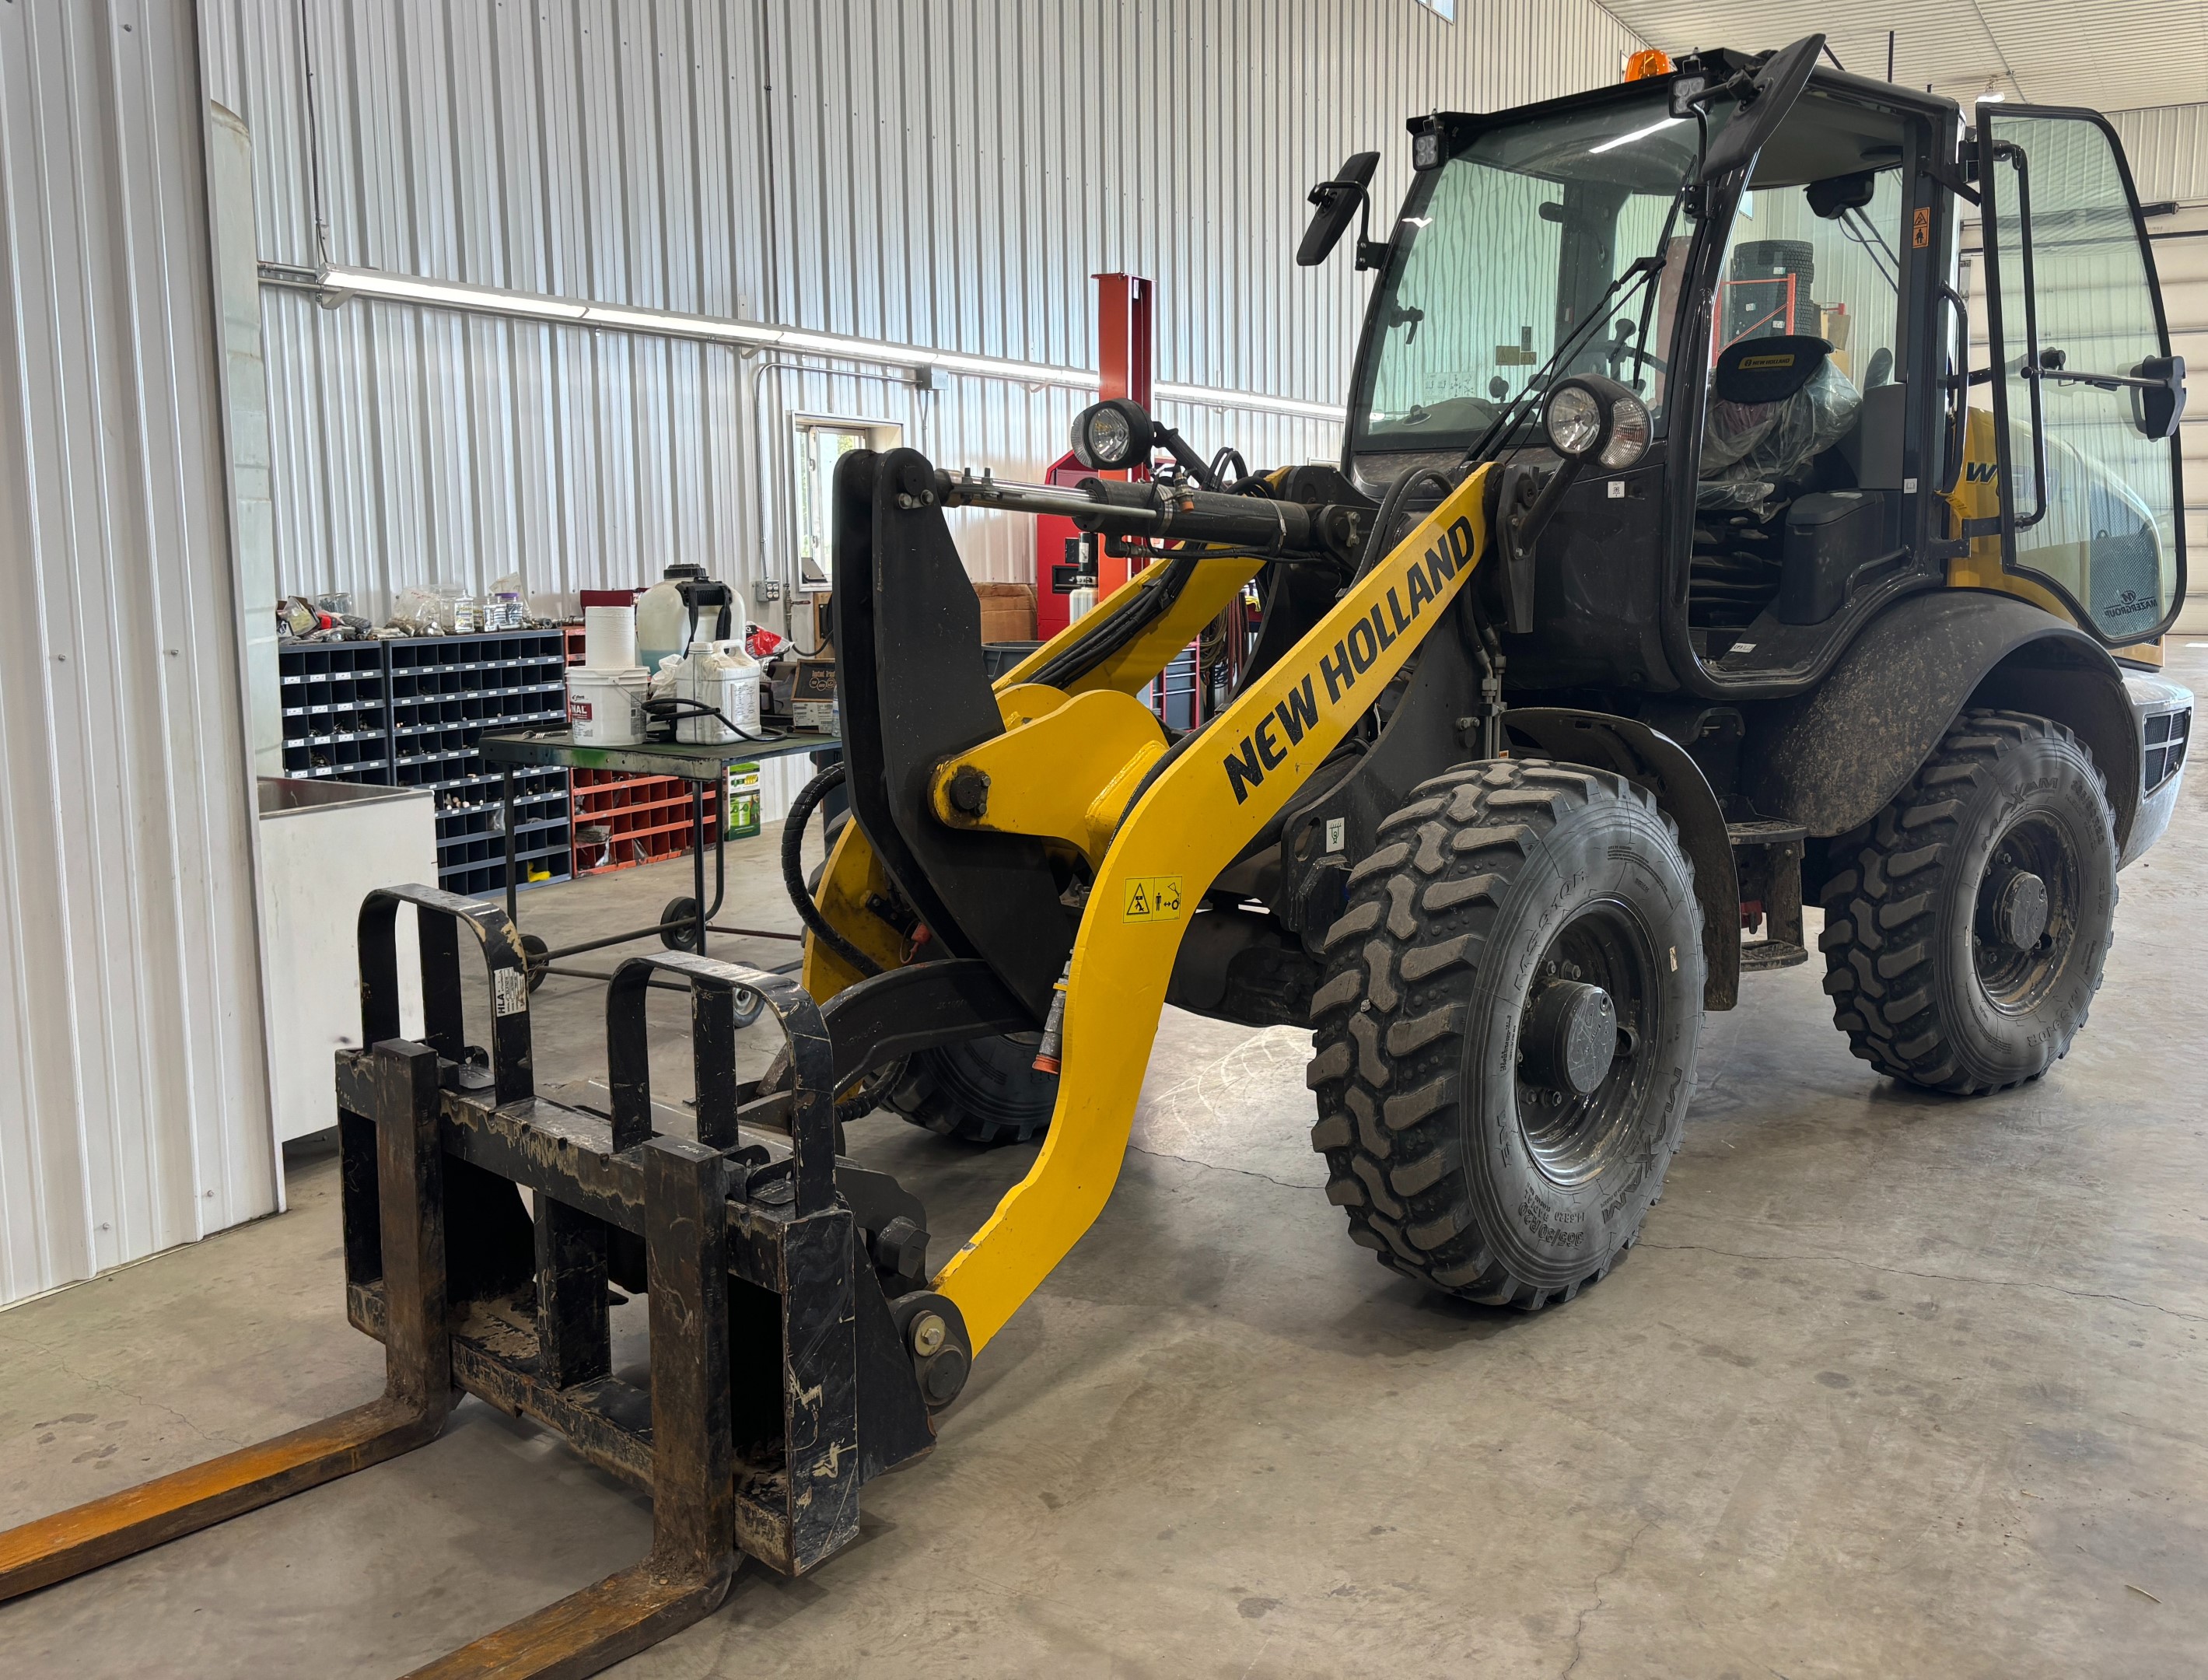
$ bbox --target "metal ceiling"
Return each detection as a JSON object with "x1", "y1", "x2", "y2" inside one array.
[{"x1": 1594, "y1": 0, "x2": 2208, "y2": 117}]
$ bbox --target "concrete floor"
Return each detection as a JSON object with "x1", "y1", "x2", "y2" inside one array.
[{"x1": 5, "y1": 649, "x2": 2208, "y2": 1677}]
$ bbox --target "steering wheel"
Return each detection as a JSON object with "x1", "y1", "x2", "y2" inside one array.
[{"x1": 1606, "y1": 321, "x2": 1668, "y2": 377}]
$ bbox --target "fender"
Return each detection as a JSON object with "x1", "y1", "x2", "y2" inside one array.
[
  {"x1": 1743, "y1": 589, "x2": 2140, "y2": 849},
  {"x1": 1503, "y1": 708, "x2": 1742, "y2": 1013}
]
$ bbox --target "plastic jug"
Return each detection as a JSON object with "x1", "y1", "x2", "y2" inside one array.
[
  {"x1": 674, "y1": 639, "x2": 762, "y2": 744},
  {"x1": 636, "y1": 563, "x2": 733, "y2": 672}
]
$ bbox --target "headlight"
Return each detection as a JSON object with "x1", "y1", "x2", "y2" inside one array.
[
  {"x1": 1543, "y1": 385, "x2": 1604, "y2": 457},
  {"x1": 1599, "y1": 392, "x2": 1651, "y2": 468},
  {"x1": 1072, "y1": 398, "x2": 1156, "y2": 471},
  {"x1": 1541, "y1": 375, "x2": 1648, "y2": 468},
  {"x1": 1086, "y1": 406, "x2": 1132, "y2": 462}
]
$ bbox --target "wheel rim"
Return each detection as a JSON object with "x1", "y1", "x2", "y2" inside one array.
[
  {"x1": 1514, "y1": 898, "x2": 1662, "y2": 1187},
  {"x1": 1972, "y1": 811, "x2": 2082, "y2": 1012}
]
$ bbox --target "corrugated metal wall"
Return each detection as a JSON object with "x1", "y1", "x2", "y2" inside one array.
[
  {"x1": 2108, "y1": 103, "x2": 2208, "y2": 205},
  {"x1": 0, "y1": 0, "x2": 275, "y2": 1306},
  {"x1": 198, "y1": 0, "x2": 1645, "y2": 618},
  {"x1": 2106, "y1": 104, "x2": 2207, "y2": 621}
]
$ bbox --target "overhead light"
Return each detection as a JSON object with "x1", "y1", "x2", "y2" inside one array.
[
  {"x1": 1155, "y1": 382, "x2": 1346, "y2": 422},
  {"x1": 325, "y1": 266, "x2": 589, "y2": 319},
  {"x1": 303, "y1": 263, "x2": 1344, "y2": 420},
  {"x1": 1977, "y1": 77, "x2": 2006, "y2": 103},
  {"x1": 1590, "y1": 115, "x2": 1685, "y2": 155}
]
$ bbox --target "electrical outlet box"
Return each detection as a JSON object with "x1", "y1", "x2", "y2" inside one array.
[{"x1": 754, "y1": 579, "x2": 783, "y2": 604}]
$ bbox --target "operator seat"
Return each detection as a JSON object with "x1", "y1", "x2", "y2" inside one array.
[{"x1": 1697, "y1": 334, "x2": 1862, "y2": 510}]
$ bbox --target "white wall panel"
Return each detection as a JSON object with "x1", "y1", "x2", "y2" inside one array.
[
  {"x1": 0, "y1": 0, "x2": 275, "y2": 1305},
  {"x1": 2108, "y1": 103, "x2": 2208, "y2": 206},
  {"x1": 200, "y1": 0, "x2": 1645, "y2": 622}
]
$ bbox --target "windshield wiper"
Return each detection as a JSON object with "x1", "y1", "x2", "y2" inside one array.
[
  {"x1": 1463, "y1": 253, "x2": 1667, "y2": 465},
  {"x1": 1381, "y1": 301, "x2": 1426, "y2": 344}
]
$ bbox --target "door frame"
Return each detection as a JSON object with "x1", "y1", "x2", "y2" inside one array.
[{"x1": 1972, "y1": 104, "x2": 2189, "y2": 646}]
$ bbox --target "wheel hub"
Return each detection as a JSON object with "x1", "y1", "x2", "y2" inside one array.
[
  {"x1": 1971, "y1": 811, "x2": 2083, "y2": 1012},
  {"x1": 1988, "y1": 869, "x2": 2050, "y2": 950},
  {"x1": 1523, "y1": 980, "x2": 1617, "y2": 1097}
]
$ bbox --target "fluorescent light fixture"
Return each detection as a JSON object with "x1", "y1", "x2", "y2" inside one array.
[
  {"x1": 1156, "y1": 383, "x2": 1347, "y2": 422},
  {"x1": 324, "y1": 265, "x2": 589, "y2": 319},
  {"x1": 577, "y1": 303, "x2": 697, "y2": 333},
  {"x1": 1590, "y1": 115, "x2": 1685, "y2": 155},
  {"x1": 309, "y1": 263, "x2": 1341, "y2": 420}
]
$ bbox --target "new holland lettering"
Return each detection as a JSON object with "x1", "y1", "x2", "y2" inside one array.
[
  {"x1": 1254, "y1": 714, "x2": 1288, "y2": 772},
  {"x1": 1223, "y1": 734, "x2": 1268, "y2": 803},
  {"x1": 1349, "y1": 618, "x2": 1379, "y2": 669},
  {"x1": 1320, "y1": 640, "x2": 1356, "y2": 702},
  {"x1": 1220, "y1": 523, "x2": 1479, "y2": 803},
  {"x1": 1275, "y1": 676, "x2": 1318, "y2": 746},
  {"x1": 1443, "y1": 515, "x2": 1473, "y2": 574},
  {"x1": 1405, "y1": 562, "x2": 1435, "y2": 615}
]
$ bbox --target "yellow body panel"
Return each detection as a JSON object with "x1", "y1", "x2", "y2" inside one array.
[
  {"x1": 993, "y1": 555, "x2": 1265, "y2": 697},
  {"x1": 930, "y1": 688, "x2": 1170, "y2": 867},
  {"x1": 1944, "y1": 407, "x2": 2075, "y2": 621},
  {"x1": 932, "y1": 466, "x2": 1495, "y2": 1349},
  {"x1": 800, "y1": 821, "x2": 902, "y2": 1001},
  {"x1": 1941, "y1": 406, "x2": 2161, "y2": 664}
]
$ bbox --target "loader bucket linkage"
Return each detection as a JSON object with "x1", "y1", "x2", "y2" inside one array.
[{"x1": 811, "y1": 447, "x2": 1498, "y2": 1349}]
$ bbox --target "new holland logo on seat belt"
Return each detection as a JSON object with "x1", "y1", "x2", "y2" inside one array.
[{"x1": 1219, "y1": 515, "x2": 1476, "y2": 804}]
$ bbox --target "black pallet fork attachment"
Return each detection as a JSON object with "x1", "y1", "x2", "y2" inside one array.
[{"x1": 0, "y1": 884, "x2": 943, "y2": 1677}]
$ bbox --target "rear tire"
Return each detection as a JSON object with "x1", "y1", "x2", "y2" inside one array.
[
  {"x1": 886, "y1": 1034, "x2": 1058, "y2": 1146},
  {"x1": 1307, "y1": 760, "x2": 1705, "y2": 1309},
  {"x1": 1818, "y1": 709, "x2": 2116, "y2": 1094}
]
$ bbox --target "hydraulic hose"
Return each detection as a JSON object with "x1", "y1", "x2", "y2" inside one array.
[
  {"x1": 1355, "y1": 466, "x2": 1455, "y2": 585},
  {"x1": 782, "y1": 762, "x2": 884, "y2": 978}
]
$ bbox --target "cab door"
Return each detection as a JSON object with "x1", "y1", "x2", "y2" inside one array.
[{"x1": 1975, "y1": 108, "x2": 2188, "y2": 643}]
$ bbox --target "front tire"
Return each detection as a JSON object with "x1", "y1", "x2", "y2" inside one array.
[
  {"x1": 1818, "y1": 709, "x2": 2117, "y2": 1094},
  {"x1": 1307, "y1": 760, "x2": 1705, "y2": 1309},
  {"x1": 886, "y1": 1035, "x2": 1058, "y2": 1146}
]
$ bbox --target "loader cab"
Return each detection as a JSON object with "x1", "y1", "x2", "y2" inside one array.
[{"x1": 1342, "y1": 54, "x2": 2186, "y2": 701}]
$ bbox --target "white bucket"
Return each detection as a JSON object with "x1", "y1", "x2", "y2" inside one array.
[
  {"x1": 583, "y1": 604, "x2": 639, "y2": 670},
  {"x1": 567, "y1": 665, "x2": 648, "y2": 747}
]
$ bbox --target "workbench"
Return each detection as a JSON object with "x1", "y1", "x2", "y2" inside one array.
[{"x1": 478, "y1": 726, "x2": 841, "y2": 994}]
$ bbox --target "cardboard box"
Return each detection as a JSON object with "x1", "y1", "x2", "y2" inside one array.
[{"x1": 975, "y1": 581, "x2": 1037, "y2": 644}]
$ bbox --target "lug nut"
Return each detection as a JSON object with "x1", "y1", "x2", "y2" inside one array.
[{"x1": 910, "y1": 1311, "x2": 947, "y2": 1358}]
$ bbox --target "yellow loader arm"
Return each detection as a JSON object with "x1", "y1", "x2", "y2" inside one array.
[{"x1": 810, "y1": 464, "x2": 1493, "y2": 1349}]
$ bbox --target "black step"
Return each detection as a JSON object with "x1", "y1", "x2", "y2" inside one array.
[
  {"x1": 1727, "y1": 818, "x2": 1807, "y2": 847},
  {"x1": 1741, "y1": 938, "x2": 1809, "y2": 971}
]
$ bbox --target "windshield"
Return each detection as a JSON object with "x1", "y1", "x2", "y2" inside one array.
[{"x1": 1350, "y1": 89, "x2": 1714, "y2": 460}]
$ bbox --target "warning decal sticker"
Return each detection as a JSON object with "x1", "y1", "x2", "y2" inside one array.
[{"x1": 1121, "y1": 875, "x2": 1184, "y2": 923}]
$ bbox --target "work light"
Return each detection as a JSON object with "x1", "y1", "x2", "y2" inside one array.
[
  {"x1": 1072, "y1": 398, "x2": 1156, "y2": 471},
  {"x1": 1541, "y1": 375, "x2": 1650, "y2": 469}
]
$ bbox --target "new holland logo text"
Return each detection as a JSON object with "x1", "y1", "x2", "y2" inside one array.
[{"x1": 1220, "y1": 516, "x2": 1474, "y2": 804}]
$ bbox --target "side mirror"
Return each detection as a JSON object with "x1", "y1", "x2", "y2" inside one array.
[
  {"x1": 2133, "y1": 355, "x2": 2187, "y2": 440},
  {"x1": 1699, "y1": 34, "x2": 1824, "y2": 183},
  {"x1": 1297, "y1": 152, "x2": 1380, "y2": 268}
]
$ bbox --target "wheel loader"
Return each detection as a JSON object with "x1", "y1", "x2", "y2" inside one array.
[
  {"x1": 816, "y1": 34, "x2": 2191, "y2": 1330},
  {"x1": 0, "y1": 35, "x2": 2190, "y2": 1678}
]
